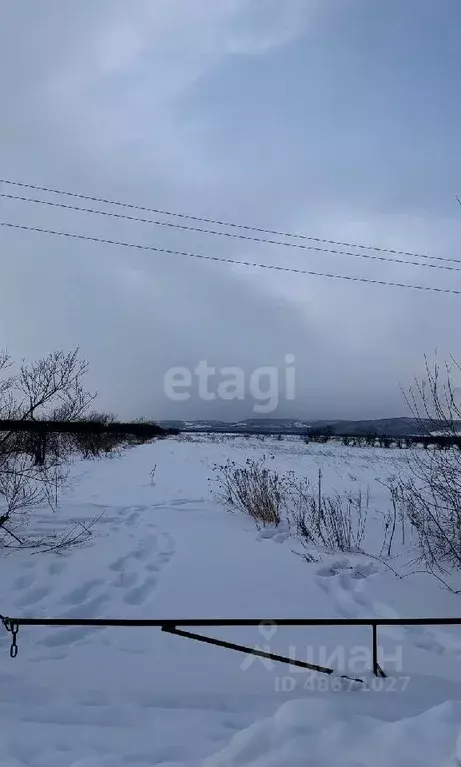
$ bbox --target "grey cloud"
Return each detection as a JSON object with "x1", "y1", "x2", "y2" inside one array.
[{"x1": 1, "y1": 1, "x2": 461, "y2": 422}]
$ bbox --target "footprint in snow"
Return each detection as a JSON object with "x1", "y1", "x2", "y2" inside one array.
[
  {"x1": 59, "y1": 593, "x2": 110, "y2": 620},
  {"x1": 145, "y1": 562, "x2": 161, "y2": 573},
  {"x1": 125, "y1": 511, "x2": 141, "y2": 526},
  {"x1": 38, "y1": 626, "x2": 104, "y2": 648},
  {"x1": 48, "y1": 560, "x2": 67, "y2": 576},
  {"x1": 316, "y1": 566, "x2": 339, "y2": 578},
  {"x1": 316, "y1": 559, "x2": 378, "y2": 580},
  {"x1": 109, "y1": 554, "x2": 129, "y2": 572},
  {"x1": 408, "y1": 630, "x2": 446, "y2": 656},
  {"x1": 257, "y1": 523, "x2": 290, "y2": 544},
  {"x1": 36, "y1": 593, "x2": 111, "y2": 648},
  {"x1": 13, "y1": 573, "x2": 35, "y2": 590},
  {"x1": 316, "y1": 559, "x2": 461, "y2": 662},
  {"x1": 132, "y1": 537, "x2": 158, "y2": 562},
  {"x1": 61, "y1": 578, "x2": 105, "y2": 606},
  {"x1": 315, "y1": 558, "x2": 379, "y2": 620},
  {"x1": 107, "y1": 530, "x2": 175, "y2": 611},
  {"x1": 124, "y1": 574, "x2": 158, "y2": 605},
  {"x1": 113, "y1": 570, "x2": 139, "y2": 588},
  {"x1": 15, "y1": 584, "x2": 50, "y2": 607}
]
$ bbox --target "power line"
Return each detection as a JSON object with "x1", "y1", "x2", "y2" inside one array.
[
  {"x1": 1, "y1": 220, "x2": 460, "y2": 296},
  {"x1": 2, "y1": 191, "x2": 461, "y2": 274},
  {"x1": 0, "y1": 177, "x2": 445, "y2": 264}
]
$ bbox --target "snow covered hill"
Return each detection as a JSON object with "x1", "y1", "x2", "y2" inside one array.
[{"x1": 1, "y1": 434, "x2": 461, "y2": 766}]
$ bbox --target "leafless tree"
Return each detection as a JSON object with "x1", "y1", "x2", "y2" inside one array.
[
  {"x1": 398, "y1": 353, "x2": 461, "y2": 573},
  {"x1": 0, "y1": 348, "x2": 96, "y2": 551}
]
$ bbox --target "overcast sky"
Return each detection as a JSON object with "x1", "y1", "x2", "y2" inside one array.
[{"x1": 1, "y1": 0, "x2": 461, "y2": 421}]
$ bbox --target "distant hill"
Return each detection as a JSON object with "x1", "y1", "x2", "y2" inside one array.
[{"x1": 157, "y1": 417, "x2": 461, "y2": 437}]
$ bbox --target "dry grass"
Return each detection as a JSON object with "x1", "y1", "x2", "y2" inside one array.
[{"x1": 212, "y1": 457, "x2": 288, "y2": 527}]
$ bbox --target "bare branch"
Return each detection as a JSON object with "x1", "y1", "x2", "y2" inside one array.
[{"x1": 0, "y1": 348, "x2": 95, "y2": 550}]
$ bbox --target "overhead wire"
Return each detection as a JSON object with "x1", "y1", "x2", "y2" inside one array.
[
  {"x1": 2, "y1": 220, "x2": 460, "y2": 295},
  {"x1": 0, "y1": 177, "x2": 449, "y2": 263},
  {"x1": 1, "y1": 192, "x2": 461, "y2": 273}
]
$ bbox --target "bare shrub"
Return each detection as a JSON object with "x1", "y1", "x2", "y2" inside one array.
[
  {"x1": 70, "y1": 411, "x2": 122, "y2": 459},
  {"x1": 2, "y1": 511, "x2": 103, "y2": 554},
  {"x1": 377, "y1": 478, "x2": 408, "y2": 558},
  {"x1": 397, "y1": 462, "x2": 461, "y2": 570},
  {"x1": 292, "y1": 470, "x2": 369, "y2": 555},
  {"x1": 0, "y1": 348, "x2": 96, "y2": 551},
  {"x1": 365, "y1": 432, "x2": 377, "y2": 447},
  {"x1": 213, "y1": 457, "x2": 288, "y2": 527},
  {"x1": 398, "y1": 354, "x2": 461, "y2": 572},
  {"x1": 307, "y1": 426, "x2": 333, "y2": 444}
]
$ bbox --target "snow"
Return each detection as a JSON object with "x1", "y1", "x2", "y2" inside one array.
[{"x1": 2, "y1": 435, "x2": 461, "y2": 765}]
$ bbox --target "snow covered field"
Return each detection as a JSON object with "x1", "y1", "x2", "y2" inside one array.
[{"x1": 2, "y1": 434, "x2": 461, "y2": 766}]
